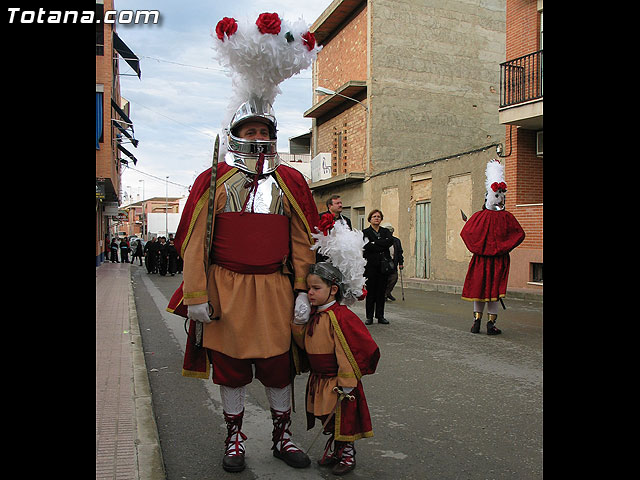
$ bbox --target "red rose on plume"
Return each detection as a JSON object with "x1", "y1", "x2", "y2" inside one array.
[
  {"x1": 357, "y1": 288, "x2": 367, "y2": 301},
  {"x1": 317, "y1": 213, "x2": 335, "y2": 236},
  {"x1": 491, "y1": 181, "x2": 507, "y2": 192},
  {"x1": 216, "y1": 17, "x2": 238, "y2": 41},
  {"x1": 301, "y1": 31, "x2": 316, "y2": 51},
  {"x1": 256, "y1": 12, "x2": 281, "y2": 35}
]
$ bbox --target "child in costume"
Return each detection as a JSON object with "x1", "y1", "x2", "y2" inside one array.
[
  {"x1": 460, "y1": 160, "x2": 525, "y2": 334},
  {"x1": 292, "y1": 216, "x2": 380, "y2": 475}
]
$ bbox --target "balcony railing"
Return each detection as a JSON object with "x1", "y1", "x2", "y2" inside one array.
[{"x1": 499, "y1": 50, "x2": 543, "y2": 108}]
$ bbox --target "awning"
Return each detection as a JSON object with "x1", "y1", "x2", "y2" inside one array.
[
  {"x1": 304, "y1": 81, "x2": 367, "y2": 119},
  {"x1": 111, "y1": 98, "x2": 133, "y2": 126},
  {"x1": 112, "y1": 120, "x2": 139, "y2": 147},
  {"x1": 117, "y1": 143, "x2": 138, "y2": 165},
  {"x1": 113, "y1": 32, "x2": 141, "y2": 78}
]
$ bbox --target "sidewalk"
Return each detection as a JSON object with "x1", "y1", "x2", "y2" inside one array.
[{"x1": 96, "y1": 262, "x2": 165, "y2": 480}]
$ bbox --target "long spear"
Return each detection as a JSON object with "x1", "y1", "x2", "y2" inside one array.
[{"x1": 195, "y1": 134, "x2": 220, "y2": 347}]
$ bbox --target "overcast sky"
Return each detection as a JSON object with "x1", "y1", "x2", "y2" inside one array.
[{"x1": 114, "y1": 0, "x2": 332, "y2": 202}]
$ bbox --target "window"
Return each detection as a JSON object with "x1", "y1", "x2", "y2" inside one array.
[{"x1": 530, "y1": 263, "x2": 543, "y2": 284}]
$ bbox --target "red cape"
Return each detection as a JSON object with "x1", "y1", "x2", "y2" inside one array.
[
  {"x1": 327, "y1": 303, "x2": 380, "y2": 378},
  {"x1": 460, "y1": 208, "x2": 525, "y2": 256},
  {"x1": 460, "y1": 209, "x2": 525, "y2": 302},
  {"x1": 166, "y1": 161, "x2": 320, "y2": 378},
  {"x1": 305, "y1": 303, "x2": 380, "y2": 441}
]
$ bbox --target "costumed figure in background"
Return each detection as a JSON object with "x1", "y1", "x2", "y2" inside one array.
[
  {"x1": 460, "y1": 160, "x2": 525, "y2": 335},
  {"x1": 166, "y1": 12, "x2": 320, "y2": 473},
  {"x1": 291, "y1": 214, "x2": 379, "y2": 475},
  {"x1": 166, "y1": 238, "x2": 178, "y2": 276}
]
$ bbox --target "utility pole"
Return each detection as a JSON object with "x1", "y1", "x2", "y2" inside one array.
[{"x1": 139, "y1": 179, "x2": 145, "y2": 240}]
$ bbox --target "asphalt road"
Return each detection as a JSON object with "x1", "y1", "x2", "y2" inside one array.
[{"x1": 131, "y1": 265, "x2": 542, "y2": 479}]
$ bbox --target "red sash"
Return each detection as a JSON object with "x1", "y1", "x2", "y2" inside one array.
[
  {"x1": 212, "y1": 212, "x2": 289, "y2": 274},
  {"x1": 307, "y1": 353, "x2": 338, "y2": 375}
]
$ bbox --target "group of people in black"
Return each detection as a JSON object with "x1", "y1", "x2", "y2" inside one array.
[
  {"x1": 109, "y1": 237, "x2": 143, "y2": 264},
  {"x1": 107, "y1": 235, "x2": 183, "y2": 277},
  {"x1": 143, "y1": 236, "x2": 183, "y2": 276}
]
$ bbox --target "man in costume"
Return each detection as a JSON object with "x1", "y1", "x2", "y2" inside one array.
[
  {"x1": 460, "y1": 160, "x2": 525, "y2": 335},
  {"x1": 166, "y1": 13, "x2": 320, "y2": 473},
  {"x1": 292, "y1": 215, "x2": 378, "y2": 475}
]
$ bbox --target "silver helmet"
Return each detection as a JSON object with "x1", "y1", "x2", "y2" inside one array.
[
  {"x1": 309, "y1": 261, "x2": 343, "y2": 287},
  {"x1": 224, "y1": 96, "x2": 280, "y2": 175}
]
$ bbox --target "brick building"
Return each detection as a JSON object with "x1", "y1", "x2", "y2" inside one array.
[
  {"x1": 95, "y1": 0, "x2": 140, "y2": 266},
  {"x1": 305, "y1": 0, "x2": 542, "y2": 293},
  {"x1": 119, "y1": 197, "x2": 182, "y2": 239},
  {"x1": 498, "y1": 0, "x2": 543, "y2": 291}
]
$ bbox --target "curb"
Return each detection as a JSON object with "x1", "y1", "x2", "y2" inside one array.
[
  {"x1": 128, "y1": 278, "x2": 166, "y2": 480},
  {"x1": 400, "y1": 278, "x2": 542, "y2": 303}
]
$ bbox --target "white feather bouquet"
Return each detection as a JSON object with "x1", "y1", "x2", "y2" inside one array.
[{"x1": 311, "y1": 215, "x2": 369, "y2": 306}]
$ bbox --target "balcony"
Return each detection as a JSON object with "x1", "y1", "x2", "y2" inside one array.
[{"x1": 499, "y1": 50, "x2": 543, "y2": 130}]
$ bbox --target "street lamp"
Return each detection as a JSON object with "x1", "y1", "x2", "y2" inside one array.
[
  {"x1": 139, "y1": 179, "x2": 145, "y2": 240},
  {"x1": 126, "y1": 185, "x2": 133, "y2": 236},
  {"x1": 315, "y1": 86, "x2": 368, "y2": 111},
  {"x1": 165, "y1": 176, "x2": 169, "y2": 237}
]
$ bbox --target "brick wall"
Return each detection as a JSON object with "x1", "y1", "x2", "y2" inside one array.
[
  {"x1": 504, "y1": 0, "x2": 543, "y2": 285},
  {"x1": 506, "y1": 0, "x2": 541, "y2": 59},
  {"x1": 96, "y1": 0, "x2": 120, "y2": 186},
  {"x1": 506, "y1": 128, "x2": 542, "y2": 205},
  {"x1": 314, "y1": 5, "x2": 367, "y2": 93},
  {"x1": 314, "y1": 4, "x2": 368, "y2": 174},
  {"x1": 317, "y1": 105, "x2": 368, "y2": 174},
  {"x1": 504, "y1": 128, "x2": 542, "y2": 251}
]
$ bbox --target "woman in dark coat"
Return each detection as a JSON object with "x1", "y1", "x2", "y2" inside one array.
[
  {"x1": 110, "y1": 238, "x2": 119, "y2": 263},
  {"x1": 143, "y1": 238, "x2": 156, "y2": 273},
  {"x1": 119, "y1": 238, "x2": 130, "y2": 263},
  {"x1": 362, "y1": 209, "x2": 394, "y2": 325},
  {"x1": 132, "y1": 239, "x2": 144, "y2": 266}
]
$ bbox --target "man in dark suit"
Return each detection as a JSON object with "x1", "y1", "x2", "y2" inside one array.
[{"x1": 320, "y1": 194, "x2": 352, "y2": 230}]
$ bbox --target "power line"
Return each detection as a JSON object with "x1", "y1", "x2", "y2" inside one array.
[
  {"x1": 140, "y1": 55, "x2": 225, "y2": 72},
  {"x1": 126, "y1": 98, "x2": 216, "y2": 139},
  {"x1": 124, "y1": 165, "x2": 190, "y2": 189},
  {"x1": 139, "y1": 54, "x2": 311, "y2": 79}
]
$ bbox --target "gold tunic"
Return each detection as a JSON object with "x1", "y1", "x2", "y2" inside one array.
[
  {"x1": 292, "y1": 307, "x2": 358, "y2": 416},
  {"x1": 182, "y1": 172, "x2": 315, "y2": 360}
]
